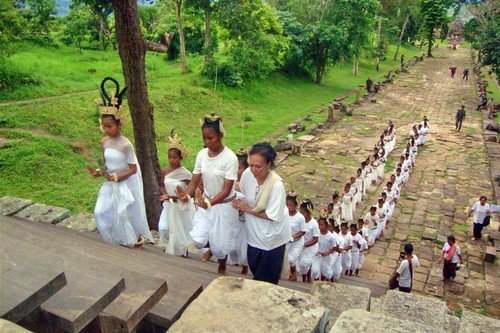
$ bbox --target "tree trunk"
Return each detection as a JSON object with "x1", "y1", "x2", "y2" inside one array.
[
  {"x1": 427, "y1": 31, "x2": 433, "y2": 57},
  {"x1": 394, "y1": 14, "x2": 410, "y2": 61},
  {"x1": 316, "y1": 61, "x2": 325, "y2": 84},
  {"x1": 111, "y1": 0, "x2": 162, "y2": 229},
  {"x1": 98, "y1": 17, "x2": 105, "y2": 51},
  {"x1": 375, "y1": 17, "x2": 381, "y2": 71},
  {"x1": 204, "y1": 8, "x2": 212, "y2": 64},
  {"x1": 176, "y1": 0, "x2": 188, "y2": 73},
  {"x1": 352, "y1": 55, "x2": 359, "y2": 75}
]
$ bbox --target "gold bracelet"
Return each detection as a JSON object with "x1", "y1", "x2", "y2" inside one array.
[
  {"x1": 112, "y1": 173, "x2": 118, "y2": 182},
  {"x1": 204, "y1": 199, "x2": 212, "y2": 211}
]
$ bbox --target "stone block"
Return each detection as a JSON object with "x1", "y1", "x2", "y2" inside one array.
[
  {"x1": 58, "y1": 213, "x2": 96, "y2": 232},
  {"x1": 0, "y1": 196, "x2": 34, "y2": 216},
  {"x1": 15, "y1": 204, "x2": 70, "y2": 224},
  {"x1": 329, "y1": 309, "x2": 440, "y2": 333},
  {"x1": 311, "y1": 282, "x2": 371, "y2": 325},
  {"x1": 0, "y1": 319, "x2": 32, "y2": 332},
  {"x1": 379, "y1": 290, "x2": 448, "y2": 329},
  {"x1": 484, "y1": 246, "x2": 497, "y2": 263},
  {"x1": 169, "y1": 277, "x2": 326, "y2": 333},
  {"x1": 458, "y1": 310, "x2": 500, "y2": 333}
]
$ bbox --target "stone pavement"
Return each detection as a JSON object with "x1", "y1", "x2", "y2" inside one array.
[{"x1": 276, "y1": 47, "x2": 499, "y2": 318}]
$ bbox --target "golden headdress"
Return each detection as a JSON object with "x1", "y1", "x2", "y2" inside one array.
[
  {"x1": 95, "y1": 77, "x2": 127, "y2": 121},
  {"x1": 167, "y1": 128, "x2": 187, "y2": 159},
  {"x1": 202, "y1": 112, "x2": 226, "y2": 136},
  {"x1": 319, "y1": 209, "x2": 329, "y2": 219}
]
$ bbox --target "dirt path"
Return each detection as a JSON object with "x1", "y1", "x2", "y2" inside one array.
[
  {"x1": 276, "y1": 47, "x2": 499, "y2": 318},
  {"x1": 0, "y1": 90, "x2": 96, "y2": 107}
]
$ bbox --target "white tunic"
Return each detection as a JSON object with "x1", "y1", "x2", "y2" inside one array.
[{"x1": 472, "y1": 202, "x2": 490, "y2": 224}]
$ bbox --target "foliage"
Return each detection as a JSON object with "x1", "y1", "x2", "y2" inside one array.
[
  {"x1": 22, "y1": 0, "x2": 58, "y2": 45},
  {"x1": 205, "y1": 0, "x2": 290, "y2": 84},
  {"x1": 0, "y1": 0, "x2": 24, "y2": 58},
  {"x1": 275, "y1": 10, "x2": 308, "y2": 75},
  {"x1": 61, "y1": 3, "x2": 100, "y2": 51},
  {"x1": 420, "y1": 0, "x2": 447, "y2": 56}
]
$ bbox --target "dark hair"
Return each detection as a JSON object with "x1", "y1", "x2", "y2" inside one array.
[
  {"x1": 201, "y1": 115, "x2": 223, "y2": 135},
  {"x1": 168, "y1": 148, "x2": 182, "y2": 158},
  {"x1": 357, "y1": 218, "x2": 364, "y2": 223},
  {"x1": 447, "y1": 235, "x2": 456, "y2": 243},
  {"x1": 318, "y1": 218, "x2": 328, "y2": 226},
  {"x1": 350, "y1": 224, "x2": 358, "y2": 230},
  {"x1": 340, "y1": 222, "x2": 348, "y2": 229},
  {"x1": 286, "y1": 194, "x2": 298, "y2": 206},
  {"x1": 480, "y1": 196, "x2": 487, "y2": 201},
  {"x1": 332, "y1": 192, "x2": 339, "y2": 200},
  {"x1": 327, "y1": 203, "x2": 334, "y2": 209},
  {"x1": 404, "y1": 243, "x2": 413, "y2": 254},
  {"x1": 101, "y1": 114, "x2": 121, "y2": 126},
  {"x1": 237, "y1": 152, "x2": 249, "y2": 169},
  {"x1": 249, "y1": 142, "x2": 277, "y2": 166},
  {"x1": 300, "y1": 199, "x2": 314, "y2": 214},
  {"x1": 386, "y1": 181, "x2": 393, "y2": 186}
]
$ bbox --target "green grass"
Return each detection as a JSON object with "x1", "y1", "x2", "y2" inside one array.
[
  {"x1": 0, "y1": 42, "x2": 422, "y2": 213},
  {"x1": 452, "y1": 224, "x2": 469, "y2": 234}
]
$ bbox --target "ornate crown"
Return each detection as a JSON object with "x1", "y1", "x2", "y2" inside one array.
[
  {"x1": 95, "y1": 77, "x2": 127, "y2": 120},
  {"x1": 167, "y1": 128, "x2": 187, "y2": 159}
]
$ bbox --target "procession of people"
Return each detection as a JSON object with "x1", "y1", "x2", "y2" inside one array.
[{"x1": 86, "y1": 77, "x2": 491, "y2": 290}]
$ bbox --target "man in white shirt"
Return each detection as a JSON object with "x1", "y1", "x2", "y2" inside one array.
[
  {"x1": 389, "y1": 243, "x2": 419, "y2": 293},
  {"x1": 467, "y1": 196, "x2": 490, "y2": 241}
]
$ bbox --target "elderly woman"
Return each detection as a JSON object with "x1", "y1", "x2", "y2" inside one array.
[
  {"x1": 232, "y1": 142, "x2": 290, "y2": 285},
  {"x1": 438, "y1": 235, "x2": 462, "y2": 280},
  {"x1": 467, "y1": 196, "x2": 490, "y2": 241}
]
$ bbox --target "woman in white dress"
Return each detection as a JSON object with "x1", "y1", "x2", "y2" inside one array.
[
  {"x1": 284, "y1": 192, "x2": 306, "y2": 281},
  {"x1": 355, "y1": 169, "x2": 364, "y2": 204},
  {"x1": 88, "y1": 78, "x2": 153, "y2": 247},
  {"x1": 375, "y1": 197, "x2": 388, "y2": 239},
  {"x1": 177, "y1": 113, "x2": 239, "y2": 275},
  {"x1": 158, "y1": 133, "x2": 195, "y2": 257},
  {"x1": 341, "y1": 183, "x2": 353, "y2": 222},
  {"x1": 349, "y1": 223, "x2": 363, "y2": 276},
  {"x1": 298, "y1": 199, "x2": 319, "y2": 283}
]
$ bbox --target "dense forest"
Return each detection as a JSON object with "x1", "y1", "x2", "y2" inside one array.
[{"x1": 1, "y1": 0, "x2": 498, "y2": 92}]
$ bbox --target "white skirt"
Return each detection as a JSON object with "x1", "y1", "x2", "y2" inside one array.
[
  {"x1": 159, "y1": 200, "x2": 195, "y2": 256},
  {"x1": 298, "y1": 244, "x2": 318, "y2": 274},
  {"x1": 350, "y1": 251, "x2": 359, "y2": 271},
  {"x1": 287, "y1": 238, "x2": 305, "y2": 267},
  {"x1": 368, "y1": 228, "x2": 378, "y2": 246},
  {"x1": 229, "y1": 221, "x2": 248, "y2": 266},
  {"x1": 312, "y1": 254, "x2": 334, "y2": 280},
  {"x1": 94, "y1": 175, "x2": 153, "y2": 246},
  {"x1": 190, "y1": 202, "x2": 238, "y2": 260},
  {"x1": 341, "y1": 251, "x2": 352, "y2": 271},
  {"x1": 331, "y1": 252, "x2": 342, "y2": 280},
  {"x1": 341, "y1": 201, "x2": 353, "y2": 221}
]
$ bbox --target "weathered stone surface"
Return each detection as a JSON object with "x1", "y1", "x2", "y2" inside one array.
[
  {"x1": 297, "y1": 135, "x2": 316, "y2": 142},
  {"x1": 458, "y1": 310, "x2": 500, "y2": 333},
  {"x1": 58, "y1": 213, "x2": 96, "y2": 232},
  {"x1": 311, "y1": 282, "x2": 370, "y2": 324},
  {"x1": 15, "y1": 204, "x2": 70, "y2": 224},
  {"x1": 169, "y1": 277, "x2": 326, "y2": 333},
  {"x1": 0, "y1": 319, "x2": 32, "y2": 332},
  {"x1": 484, "y1": 246, "x2": 497, "y2": 263},
  {"x1": 378, "y1": 290, "x2": 448, "y2": 329},
  {"x1": 329, "y1": 309, "x2": 440, "y2": 333},
  {"x1": 0, "y1": 196, "x2": 34, "y2": 216}
]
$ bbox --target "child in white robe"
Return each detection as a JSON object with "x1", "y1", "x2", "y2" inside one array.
[
  {"x1": 158, "y1": 139, "x2": 195, "y2": 257},
  {"x1": 285, "y1": 193, "x2": 306, "y2": 281},
  {"x1": 364, "y1": 206, "x2": 379, "y2": 247},
  {"x1": 331, "y1": 224, "x2": 343, "y2": 282},
  {"x1": 312, "y1": 216, "x2": 337, "y2": 281},
  {"x1": 375, "y1": 197, "x2": 389, "y2": 239},
  {"x1": 339, "y1": 222, "x2": 353, "y2": 275},
  {"x1": 341, "y1": 183, "x2": 354, "y2": 222},
  {"x1": 349, "y1": 224, "x2": 364, "y2": 276},
  {"x1": 355, "y1": 168, "x2": 364, "y2": 204},
  {"x1": 298, "y1": 200, "x2": 319, "y2": 283},
  {"x1": 356, "y1": 236, "x2": 369, "y2": 274}
]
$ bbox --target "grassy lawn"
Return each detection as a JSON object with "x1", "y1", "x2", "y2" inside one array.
[{"x1": 0, "y1": 43, "x2": 422, "y2": 214}]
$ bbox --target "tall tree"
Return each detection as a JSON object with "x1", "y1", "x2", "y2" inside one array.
[
  {"x1": 111, "y1": 0, "x2": 162, "y2": 228},
  {"x1": 74, "y1": 0, "x2": 113, "y2": 51},
  {"x1": 186, "y1": 0, "x2": 214, "y2": 65},
  {"x1": 174, "y1": 0, "x2": 188, "y2": 73},
  {"x1": 0, "y1": 0, "x2": 23, "y2": 58},
  {"x1": 26, "y1": 0, "x2": 57, "y2": 43},
  {"x1": 421, "y1": 0, "x2": 446, "y2": 57}
]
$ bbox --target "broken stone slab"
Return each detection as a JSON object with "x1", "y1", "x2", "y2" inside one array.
[
  {"x1": 484, "y1": 246, "x2": 497, "y2": 263},
  {"x1": 458, "y1": 310, "x2": 500, "y2": 333},
  {"x1": 329, "y1": 309, "x2": 440, "y2": 333},
  {"x1": 0, "y1": 319, "x2": 32, "y2": 332},
  {"x1": 15, "y1": 203, "x2": 70, "y2": 224},
  {"x1": 57, "y1": 213, "x2": 96, "y2": 232},
  {"x1": 377, "y1": 290, "x2": 449, "y2": 330},
  {"x1": 169, "y1": 277, "x2": 326, "y2": 333},
  {"x1": 0, "y1": 196, "x2": 34, "y2": 216},
  {"x1": 311, "y1": 282, "x2": 370, "y2": 325},
  {"x1": 297, "y1": 135, "x2": 317, "y2": 142}
]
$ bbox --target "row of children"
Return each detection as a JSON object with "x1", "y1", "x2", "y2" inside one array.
[{"x1": 285, "y1": 118, "x2": 430, "y2": 283}]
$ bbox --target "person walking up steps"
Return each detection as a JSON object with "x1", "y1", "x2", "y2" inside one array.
[{"x1": 455, "y1": 105, "x2": 466, "y2": 131}]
